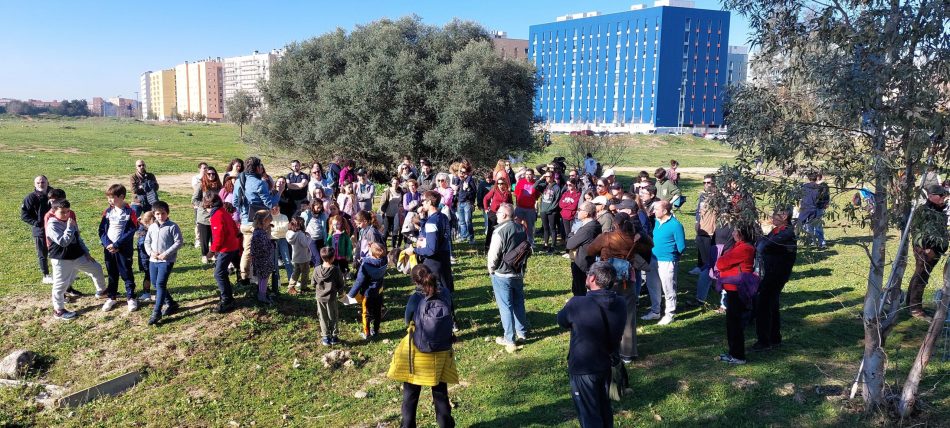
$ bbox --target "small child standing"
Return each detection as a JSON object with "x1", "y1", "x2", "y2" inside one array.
[
  {"x1": 44, "y1": 188, "x2": 84, "y2": 298},
  {"x1": 326, "y1": 214, "x2": 353, "y2": 278},
  {"x1": 97, "y1": 184, "x2": 139, "y2": 313},
  {"x1": 313, "y1": 247, "x2": 345, "y2": 345},
  {"x1": 250, "y1": 210, "x2": 276, "y2": 304},
  {"x1": 136, "y1": 211, "x2": 155, "y2": 301},
  {"x1": 286, "y1": 216, "x2": 312, "y2": 295},
  {"x1": 143, "y1": 201, "x2": 184, "y2": 325},
  {"x1": 347, "y1": 242, "x2": 388, "y2": 339},
  {"x1": 46, "y1": 200, "x2": 107, "y2": 320},
  {"x1": 270, "y1": 205, "x2": 292, "y2": 293}
]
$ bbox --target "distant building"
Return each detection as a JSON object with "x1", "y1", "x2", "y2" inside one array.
[
  {"x1": 491, "y1": 32, "x2": 529, "y2": 61},
  {"x1": 530, "y1": 0, "x2": 731, "y2": 133},
  {"x1": 109, "y1": 97, "x2": 140, "y2": 118},
  {"x1": 91, "y1": 97, "x2": 105, "y2": 116},
  {"x1": 222, "y1": 50, "x2": 279, "y2": 115},
  {"x1": 28, "y1": 99, "x2": 62, "y2": 109},
  {"x1": 175, "y1": 60, "x2": 224, "y2": 121},
  {"x1": 149, "y1": 69, "x2": 177, "y2": 120},
  {"x1": 140, "y1": 72, "x2": 153, "y2": 119},
  {"x1": 727, "y1": 45, "x2": 748, "y2": 86}
]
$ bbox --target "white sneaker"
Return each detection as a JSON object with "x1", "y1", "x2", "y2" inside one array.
[
  {"x1": 194, "y1": 241, "x2": 201, "y2": 248},
  {"x1": 138, "y1": 292, "x2": 153, "y2": 302},
  {"x1": 53, "y1": 309, "x2": 77, "y2": 320},
  {"x1": 42, "y1": 275, "x2": 54, "y2": 285},
  {"x1": 201, "y1": 256, "x2": 209, "y2": 264},
  {"x1": 640, "y1": 312, "x2": 661, "y2": 321},
  {"x1": 658, "y1": 314, "x2": 675, "y2": 325},
  {"x1": 127, "y1": 299, "x2": 138, "y2": 312},
  {"x1": 688, "y1": 267, "x2": 701, "y2": 275},
  {"x1": 102, "y1": 299, "x2": 117, "y2": 312}
]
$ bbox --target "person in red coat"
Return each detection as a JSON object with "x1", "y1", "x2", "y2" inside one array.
[
  {"x1": 715, "y1": 226, "x2": 756, "y2": 364},
  {"x1": 513, "y1": 168, "x2": 547, "y2": 246},
  {"x1": 208, "y1": 192, "x2": 242, "y2": 313},
  {"x1": 482, "y1": 178, "x2": 513, "y2": 250}
]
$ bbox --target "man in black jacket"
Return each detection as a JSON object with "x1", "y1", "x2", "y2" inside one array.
[
  {"x1": 566, "y1": 202, "x2": 602, "y2": 296},
  {"x1": 753, "y1": 207, "x2": 798, "y2": 351},
  {"x1": 908, "y1": 185, "x2": 950, "y2": 321},
  {"x1": 21, "y1": 175, "x2": 52, "y2": 284},
  {"x1": 557, "y1": 261, "x2": 626, "y2": 428}
]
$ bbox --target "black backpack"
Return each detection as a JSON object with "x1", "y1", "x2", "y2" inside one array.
[{"x1": 412, "y1": 292, "x2": 454, "y2": 353}]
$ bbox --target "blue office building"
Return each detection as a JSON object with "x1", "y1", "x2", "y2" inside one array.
[{"x1": 529, "y1": 1, "x2": 731, "y2": 132}]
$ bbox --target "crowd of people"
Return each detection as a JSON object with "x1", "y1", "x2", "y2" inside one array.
[{"x1": 21, "y1": 152, "x2": 950, "y2": 428}]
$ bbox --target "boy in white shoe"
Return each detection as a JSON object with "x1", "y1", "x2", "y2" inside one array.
[
  {"x1": 46, "y1": 200, "x2": 106, "y2": 320},
  {"x1": 97, "y1": 184, "x2": 140, "y2": 312}
]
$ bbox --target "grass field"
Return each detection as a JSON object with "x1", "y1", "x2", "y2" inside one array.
[{"x1": 0, "y1": 117, "x2": 947, "y2": 427}]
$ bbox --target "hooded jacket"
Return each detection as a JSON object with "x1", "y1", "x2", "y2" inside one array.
[
  {"x1": 313, "y1": 263, "x2": 345, "y2": 303},
  {"x1": 347, "y1": 256, "x2": 387, "y2": 298}
]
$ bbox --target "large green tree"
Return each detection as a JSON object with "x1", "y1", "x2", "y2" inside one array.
[
  {"x1": 254, "y1": 16, "x2": 538, "y2": 171},
  {"x1": 722, "y1": 0, "x2": 949, "y2": 415}
]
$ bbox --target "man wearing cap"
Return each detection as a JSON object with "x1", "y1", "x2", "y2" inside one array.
[
  {"x1": 644, "y1": 200, "x2": 685, "y2": 325},
  {"x1": 601, "y1": 169, "x2": 616, "y2": 186},
  {"x1": 566, "y1": 202, "x2": 602, "y2": 296},
  {"x1": 907, "y1": 184, "x2": 950, "y2": 321},
  {"x1": 592, "y1": 195, "x2": 614, "y2": 233},
  {"x1": 355, "y1": 168, "x2": 375, "y2": 212},
  {"x1": 514, "y1": 168, "x2": 547, "y2": 247}
]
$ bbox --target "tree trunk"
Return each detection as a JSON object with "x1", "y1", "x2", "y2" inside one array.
[
  {"x1": 861, "y1": 143, "x2": 890, "y2": 411},
  {"x1": 898, "y1": 261, "x2": 950, "y2": 418},
  {"x1": 239, "y1": 123, "x2": 244, "y2": 137}
]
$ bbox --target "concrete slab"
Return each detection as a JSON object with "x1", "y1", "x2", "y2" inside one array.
[{"x1": 57, "y1": 370, "x2": 143, "y2": 408}]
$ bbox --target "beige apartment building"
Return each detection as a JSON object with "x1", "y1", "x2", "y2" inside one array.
[
  {"x1": 175, "y1": 60, "x2": 224, "y2": 121},
  {"x1": 223, "y1": 50, "x2": 279, "y2": 114},
  {"x1": 148, "y1": 69, "x2": 176, "y2": 120}
]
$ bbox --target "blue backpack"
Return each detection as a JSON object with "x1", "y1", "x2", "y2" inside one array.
[{"x1": 412, "y1": 290, "x2": 454, "y2": 353}]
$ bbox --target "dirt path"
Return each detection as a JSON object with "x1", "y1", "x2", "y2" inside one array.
[{"x1": 612, "y1": 166, "x2": 719, "y2": 175}]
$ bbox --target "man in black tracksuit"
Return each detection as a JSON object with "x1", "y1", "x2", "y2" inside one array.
[
  {"x1": 908, "y1": 184, "x2": 949, "y2": 320},
  {"x1": 558, "y1": 261, "x2": 626, "y2": 428},
  {"x1": 20, "y1": 175, "x2": 51, "y2": 283}
]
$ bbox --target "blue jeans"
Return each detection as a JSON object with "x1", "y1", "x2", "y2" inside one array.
[
  {"x1": 276, "y1": 238, "x2": 292, "y2": 278},
  {"x1": 214, "y1": 250, "x2": 239, "y2": 301},
  {"x1": 491, "y1": 274, "x2": 528, "y2": 343},
  {"x1": 456, "y1": 202, "x2": 475, "y2": 243},
  {"x1": 149, "y1": 261, "x2": 174, "y2": 318}
]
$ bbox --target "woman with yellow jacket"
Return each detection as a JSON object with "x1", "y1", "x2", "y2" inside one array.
[{"x1": 387, "y1": 264, "x2": 458, "y2": 427}]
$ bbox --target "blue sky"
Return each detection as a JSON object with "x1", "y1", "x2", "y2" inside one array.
[{"x1": 0, "y1": 0, "x2": 751, "y2": 101}]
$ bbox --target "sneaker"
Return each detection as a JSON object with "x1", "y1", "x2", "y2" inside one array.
[
  {"x1": 201, "y1": 256, "x2": 209, "y2": 264},
  {"x1": 561, "y1": 253, "x2": 571, "y2": 259},
  {"x1": 621, "y1": 356, "x2": 636, "y2": 364},
  {"x1": 359, "y1": 332, "x2": 368, "y2": 340},
  {"x1": 147, "y1": 314, "x2": 160, "y2": 326},
  {"x1": 750, "y1": 342, "x2": 773, "y2": 352},
  {"x1": 688, "y1": 267, "x2": 702, "y2": 275},
  {"x1": 127, "y1": 299, "x2": 138, "y2": 312},
  {"x1": 640, "y1": 312, "x2": 661, "y2": 321},
  {"x1": 717, "y1": 354, "x2": 746, "y2": 365},
  {"x1": 138, "y1": 292, "x2": 153, "y2": 302},
  {"x1": 450, "y1": 256, "x2": 458, "y2": 264},
  {"x1": 321, "y1": 337, "x2": 331, "y2": 346},
  {"x1": 95, "y1": 292, "x2": 106, "y2": 300},
  {"x1": 495, "y1": 337, "x2": 518, "y2": 353},
  {"x1": 329, "y1": 336, "x2": 341, "y2": 345},
  {"x1": 42, "y1": 275, "x2": 54, "y2": 285},
  {"x1": 65, "y1": 287, "x2": 85, "y2": 298},
  {"x1": 161, "y1": 301, "x2": 179, "y2": 316},
  {"x1": 53, "y1": 309, "x2": 77, "y2": 320},
  {"x1": 515, "y1": 334, "x2": 527, "y2": 343},
  {"x1": 657, "y1": 314, "x2": 675, "y2": 325},
  {"x1": 194, "y1": 241, "x2": 201, "y2": 249},
  {"x1": 102, "y1": 299, "x2": 117, "y2": 312}
]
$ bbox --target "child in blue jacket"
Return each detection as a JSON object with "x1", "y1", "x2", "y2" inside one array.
[{"x1": 348, "y1": 242, "x2": 387, "y2": 339}]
